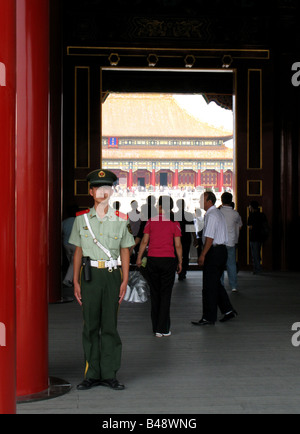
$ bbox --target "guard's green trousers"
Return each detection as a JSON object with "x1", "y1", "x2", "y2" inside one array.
[{"x1": 80, "y1": 267, "x2": 122, "y2": 380}]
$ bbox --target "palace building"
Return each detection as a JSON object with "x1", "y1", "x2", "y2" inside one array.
[{"x1": 102, "y1": 93, "x2": 233, "y2": 191}]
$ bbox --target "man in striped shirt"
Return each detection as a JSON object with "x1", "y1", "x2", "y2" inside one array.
[{"x1": 192, "y1": 191, "x2": 237, "y2": 326}]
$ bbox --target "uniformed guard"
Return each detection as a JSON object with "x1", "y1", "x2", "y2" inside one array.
[{"x1": 69, "y1": 169, "x2": 135, "y2": 391}]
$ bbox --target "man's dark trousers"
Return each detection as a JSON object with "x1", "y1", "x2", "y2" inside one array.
[
  {"x1": 81, "y1": 267, "x2": 122, "y2": 381},
  {"x1": 202, "y1": 245, "x2": 234, "y2": 322}
]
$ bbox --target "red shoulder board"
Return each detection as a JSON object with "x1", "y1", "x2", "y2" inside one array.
[
  {"x1": 115, "y1": 210, "x2": 128, "y2": 220},
  {"x1": 76, "y1": 209, "x2": 90, "y2": 217}
]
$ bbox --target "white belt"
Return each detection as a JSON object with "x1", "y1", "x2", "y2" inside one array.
[{"x1": 90, "y1": 259, "x2": 119, "y2": 270}]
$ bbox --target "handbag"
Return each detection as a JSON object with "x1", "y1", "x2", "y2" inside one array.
[{"x1": 124, "y1": 270, "x2": 150, "y2": 303}]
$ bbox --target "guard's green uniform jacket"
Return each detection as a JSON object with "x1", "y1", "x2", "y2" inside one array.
[
  {"x1": 69, "y1": 205, "x2": 134, "y2": 381},
  {"x1": 69, "y1": 205, "x2": 134, "y2": 260}
]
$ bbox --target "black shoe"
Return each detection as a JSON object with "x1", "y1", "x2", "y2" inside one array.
[
  {"x1": 191, "y1": 318, "x2": 215, "y2": 326},
  {"x1": 100, "y1": 378, "x2": 125, "y2": 390},
  {"x1": 76, "y1": 378, "x2": 101, "y2": 390},
  {"x1": 220, "y1": 310, "x2": 238, "y2": 322}
]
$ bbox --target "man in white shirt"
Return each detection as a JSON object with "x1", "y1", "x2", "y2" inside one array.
[
  {"x1": 191, "y1": 191, "x2": 237, "y2": 326},
  {"x1": 220, "y1": 192, "x2": 243, "y2": 292}
]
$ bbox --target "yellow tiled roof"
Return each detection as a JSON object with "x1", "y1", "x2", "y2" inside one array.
[
  {"x1": 103, "y1": 146, "x2": 233, "y2": 161},
  {"x1": 102, "y1": 93, "x2": 232, "y2": 139}
]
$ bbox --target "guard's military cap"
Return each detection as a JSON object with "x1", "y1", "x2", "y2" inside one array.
[{"x1": 87, "y1": 169, "x2": 117, "y2": 187}]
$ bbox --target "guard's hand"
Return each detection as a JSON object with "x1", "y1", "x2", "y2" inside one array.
[
  {"x1": 119, "y1": 281, "x2": 127, "y2": 305},
  {"x1": 74, "y1": 282, "x2": 82, "y2": 306}
]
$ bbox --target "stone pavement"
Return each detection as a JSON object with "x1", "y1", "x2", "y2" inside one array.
[{"x1": 17, "y1": 271, "x2": 300, "y2": 414}]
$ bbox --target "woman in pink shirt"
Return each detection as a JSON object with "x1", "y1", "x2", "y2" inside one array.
[{"x1": 136, "y1": 196, "x2": 182, "y2": 337}]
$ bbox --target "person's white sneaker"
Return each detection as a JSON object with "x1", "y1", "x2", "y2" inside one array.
[
  {"x1": 155, "y1": 331, "x2": 171, "y2": 337},
  {"x1": 232, "y1": 288, "x2": 238, "y2": 292}
]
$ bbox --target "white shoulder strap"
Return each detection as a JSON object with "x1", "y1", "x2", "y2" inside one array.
[{"x1": 84, "y1": 213, "x2": 113, "y2": 260}]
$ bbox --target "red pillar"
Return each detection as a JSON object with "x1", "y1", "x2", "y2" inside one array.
[
  {"x1": 48, "y1": 0, "x2": 63, "y2": 303},
  {"x1": 16, "y1": 0, "x2": 49, "y2": 397},
  {"x1": 128, "y1": 169, "x2": 133, "y2": 189},
  {"x1": 174, "y1": 169, "x2": 179, "y2": 188},
  {"x1": 196, "y1": 169, "x2": 201, "y2": 187},
  {"x1": 219, "y1": 169, "x2": 224, "y2": 192},
  {"x1": 0, "y1": 0, "x2": 16, "y2": 414},
  {"x1": 151, "y1": 169, "x2": 156, "y2": 187}
]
